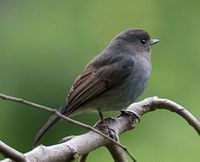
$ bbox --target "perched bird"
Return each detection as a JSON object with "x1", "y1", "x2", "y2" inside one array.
[{"x1": 33, "y1": 28, "x2": 159, "y2": 145}]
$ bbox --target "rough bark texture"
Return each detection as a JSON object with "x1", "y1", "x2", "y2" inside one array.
[{"x1": 1, "y1": 96, "x2": 200, "y2": 162}]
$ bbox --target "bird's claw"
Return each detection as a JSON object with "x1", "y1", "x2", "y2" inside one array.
[{"x1": 119, "y1": 110, "x2": 140, "y2": 122}]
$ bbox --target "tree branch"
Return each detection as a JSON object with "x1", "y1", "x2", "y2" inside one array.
[
  {"x1": 79, "y1": 153, "x2": 89, "y2": 162},
  {"x1": 0, "y1": 93, "x2": 200, "y2": 162},
  {"x1": 0, "y1": 93, "x2": 129, "y2": 153},
  {"x1": 129, "y1": 96, "x2": 200, "y2": 135},
  {"x1": 106, "y1": 133, "x2": 128, "y2": 162},
  {"x1": 1, "y1": 113, "x2": 138, "y2": 162},
  {"x1": 0, "y1": 140, "x2": 26, "y2": 162}
]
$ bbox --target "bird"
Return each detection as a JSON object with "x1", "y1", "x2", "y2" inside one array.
[{"x1": 33, "y1": 28, "x2": 159, "y2": 145}]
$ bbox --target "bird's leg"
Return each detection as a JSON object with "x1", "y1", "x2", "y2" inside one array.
[
  {"x1": 98, "y1": 109, "x2": 104, "y2": 123},
  {"x1": 97, "y1": 109, "x2": 115, "y2": 138}
]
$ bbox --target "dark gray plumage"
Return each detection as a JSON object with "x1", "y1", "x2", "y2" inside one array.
[{"x1": 33, "y1": 28, "x2": 159, "y2": 145}]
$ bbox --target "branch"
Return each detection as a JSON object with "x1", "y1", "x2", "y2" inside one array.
[
  {"x1": 1, "y1": 114, "x2": 138, "y2": 162},
  {"x1": 79, "y1": 153, "x2": 88, "y2": 162},
  {"x1": 0, "y1": 94, "x2": 200, "y2": 162},
  {"x1": 0, "y1": 93, "x2": 128, "y2": 152},
  {"x1": 130, "y1": 96, "x2": 200, "y2": 135},
  {"x1": 106, "y1": 144, "x2": 128, "y2": 162},
  {"x1": 0, "y1": 140, "x2": 26, "y2": 162},
  {"x1": 106, "y1": 133, "x2": 128, "y2": 162}
]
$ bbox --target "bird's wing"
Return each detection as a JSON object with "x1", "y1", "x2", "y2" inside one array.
[{"x1": 65, "y1": 55, "x2": 135, "y2": 116}]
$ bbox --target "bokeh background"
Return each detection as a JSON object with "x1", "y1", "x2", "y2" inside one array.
[{"x1": 0, "y1": 0, "x2": 200, "y2": 161}]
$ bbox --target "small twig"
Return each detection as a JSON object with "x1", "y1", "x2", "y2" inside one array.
[
  {"x1": 79, "y1": 153, "x2": 89, "y2": 162},
  {"x1": 0, "y1": 92, "x2": 132, "y2": 159},
  {"x1": 127, "y1": 96, "x2": 200, "y2": 135},
  {"x1": 106, "y1": 145, "x2": 128, "y2": 162},
  {"x1": 154, "y1": 98, "x2": 200, "y2": 135},
  {"x1": 0, "y1": 95, "x2": 200, "y2": 162},
  {"x1": 0, "y1": 140, "x2": 26, "y2": 162},
  {"x1": 106, "y1": 135, "x2": 128, "y2": 162}
]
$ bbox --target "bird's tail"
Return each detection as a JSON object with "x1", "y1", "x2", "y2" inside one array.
[{"x1": 32, "y1": 103, "x2": 68, "y2": 146}]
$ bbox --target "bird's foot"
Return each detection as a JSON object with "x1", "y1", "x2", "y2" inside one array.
[
  {"x1": 119, "y1": 109, "x2": 140, "y2": 122},
  {"x1": 107, "y1": 126, "x2": 116, "y2": 139},
  {"x1": 98, "y1": 118, "x2": 116, "y2": 139},
  {"x1": 97, "y1": 110, "x2": 117, "y2": 139}
]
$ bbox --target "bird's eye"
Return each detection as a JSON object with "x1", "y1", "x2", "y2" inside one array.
[{"x1": 140, "y1": 39, "x2": 147, "y2": 45}]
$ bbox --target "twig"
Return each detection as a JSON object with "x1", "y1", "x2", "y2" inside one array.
[
  {"x1": 127, "y1": 96, "x2": 200, "y2": 135},
  {"x1": 1, "y1": 113, "x2": 139, "y2": 162},
  {"x1": 154, "y1": 98, "x2": 200, "y2": 135},
  {"x1": 0, "y1": 92, "x2": 132, "y2": 159},
  {"x1": 106, "y1": 134, "x2": 128, "y2": 162},
  {"x1": 106, "y1": 144, "x2": 128, "y2": 162},
  {"x1": 0, "y1": 140, "x2": 26, "y2": 162},
  {"x1": 0, "y1": 96, "x2": 200, "y2": 162},
  {"x1": 79, "y1": 153, "x2": 88, "y2": 162}
]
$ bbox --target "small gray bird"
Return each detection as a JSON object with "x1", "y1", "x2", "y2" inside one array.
[{"x1": 33, "y1": 28, "x2": 159, "y2": 145}]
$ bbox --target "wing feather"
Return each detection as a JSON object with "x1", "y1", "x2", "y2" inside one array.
[{"x1": 65, "y1": 55, "x2": 135, "y2": 116}]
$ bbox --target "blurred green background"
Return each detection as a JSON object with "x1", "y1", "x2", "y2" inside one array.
[{"x1": 0, "y1": 0, "x2": 200, "y2": 161}]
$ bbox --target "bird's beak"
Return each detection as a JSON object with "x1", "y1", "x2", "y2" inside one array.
[{"x1": 150, "y1": 39, "x2": 159, "y2": 45}]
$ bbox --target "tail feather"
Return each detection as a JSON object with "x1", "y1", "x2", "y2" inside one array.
[
  {"x1": 32, "y1": 114, "x2": 60, "y2": 146},
  {"x1": 33, "y1": 103, "x2": 68, "y2": 146}
]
